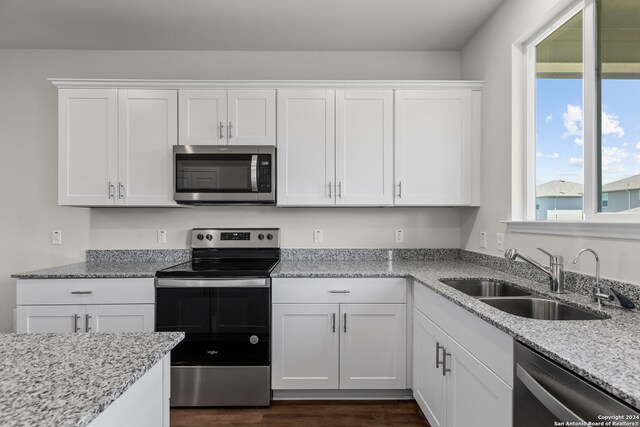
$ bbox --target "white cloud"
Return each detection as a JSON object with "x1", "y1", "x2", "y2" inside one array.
[
  {"x1": 602, "y1": 112, "x2": 624, "y2": 138},
  {"x1": 545, "y1": 114, "x2": 553, "y2": 123},
  {"x1": 536, "y1": 151, "x2": 544, "y2": 158},
  {"x1": 562, "y1": 104, "x2": 583, "y2": 138},
  {"x1": 569, "y1": 157, "x2": 584, "y2": 167},
  {"x1": 636, "y1": 142, "x2": 640, "y2": 151},
  {"x1": 601, "y1": 146, "x2": 629, "y2": 172},
  {"x1": 574, "y1": 138, "x2": 584, "y2": 146},
  {"x1": 550, "y1": 152, "x2": 560, "y2": 159}
]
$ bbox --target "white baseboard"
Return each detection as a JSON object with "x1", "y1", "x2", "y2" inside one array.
[{"x1": 272, "y1": 389, "x2": 413, "y2": 400}]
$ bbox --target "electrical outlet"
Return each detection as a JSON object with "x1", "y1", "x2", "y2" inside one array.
[
  {"x1": 479, "y1": 231, "x2": 487, "y2": 249},
  {"x1": 496, "y1": 233, "x2": 504, "y2": 251},
  {"x1": 51, "y1": 230, "x2": 62, "y2": 245},
  {"x1": 395, "y1": 229, "x2": 404, "y2": 243},
  {"x1": 313, "y1": 229, "x2": 323, "y2": 243},
  {"x1": 157, "y1": 229, "x2": 167, "y2": 244}
]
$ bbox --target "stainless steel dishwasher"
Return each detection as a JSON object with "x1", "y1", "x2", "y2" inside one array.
[{"x1": 514, "y1": 341, "x2": 640, "y2": 426}]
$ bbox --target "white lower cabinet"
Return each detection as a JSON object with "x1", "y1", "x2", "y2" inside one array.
[
  {"x1": 413, "y1": 283, "x2": 513, "y2": 427},
  {"x1": 16, "y1": 279, "x2": 155, "y2": 333},
  {"x1": 271, "y1": 278, "x2": 407, "y2": 391}
]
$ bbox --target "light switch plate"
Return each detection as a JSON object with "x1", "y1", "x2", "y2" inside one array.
[
  {"x1": 496, "y1": 233, "x2": 504, "y2": 251},
  {"x1": 313, "y1": 229, "x2": 323, "y2": 243},
  {"x1": 395, "y1": 229, "x2": 404, "y2": 243},
  {"x1": 157, "y1": 229, "x2": 167, "y2": 244},
  {"x1": 480, "y1": 232, "x2": 487, "y2": 249}
]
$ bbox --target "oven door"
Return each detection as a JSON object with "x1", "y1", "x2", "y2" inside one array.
[
  {"x1": 155, "y1": 278, "x2": 270, "y2": 366},
  {"x1": 173, "y1": 145, "x2": 275, "y2": 203}
]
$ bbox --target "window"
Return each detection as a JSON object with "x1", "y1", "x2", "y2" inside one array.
[{"x1": 527, "y1": 0, "x2": 640, "y2": 222}]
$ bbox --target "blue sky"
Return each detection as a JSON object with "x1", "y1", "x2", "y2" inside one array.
[{"x1": 535, "y1": 78, "x2": 640, "y2": 186}]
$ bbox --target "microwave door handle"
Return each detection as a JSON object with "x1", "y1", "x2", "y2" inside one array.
[{"x1": 251, "y1": 154, "x2": 258, "y2": 192}]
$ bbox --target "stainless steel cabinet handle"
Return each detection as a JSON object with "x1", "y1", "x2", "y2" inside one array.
[
  {"x1": 328, "y1": 181, "x2": 332, "y2": 198},
  {"x1": 329, "y1": 290, "x2": 350, "y2": 294},
  {"x1": 343, "y1": 313, "x2": 347, "y2": 333},
  {"x1": 436, "y1": 342, "x2": 444, "y2": 368},
  {"x1": 70, "y1": 291, "x2": 93, "y2": 295},
  {"x1": 219, "y1": 122, "x2": 224, "y2": 140},
  {"x1": 516, "y1": 364, "x2": 586, "y2": 423},
  {"x1": 442, "y1": 349, "x2": 451, "y2": 376},
  {"x1": 85, "y1": 314, "x2": 92, "y2": 332},
  {"x1": 332, "y1": 313, "x2": 336, "y2": 333},
  {"x1": 338, "y1": 181, "x2": 342, "y2": 198},
  {"x1": 108, "y1": 182, "x2": 115, "y2": 199},
  {"x1": 228, "y1": 121, "x2": 233, "y2": 139},
  {"x1": 398, "y1": 181, "x2": 402, "y2": 198},
  {"x1": 118, "y1": 182, "x2": 125, "y2": 199},
  {"x1": 73, "y1": 314, "x2": 81, "y2": 333}
]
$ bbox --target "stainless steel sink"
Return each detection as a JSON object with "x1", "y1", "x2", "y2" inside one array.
[
  {"x1": 440, "y1": 279, "x2": 532, "y2": 298},
  {"x1": 479, "y1": 297, "x2": 608, "y2": 320}
]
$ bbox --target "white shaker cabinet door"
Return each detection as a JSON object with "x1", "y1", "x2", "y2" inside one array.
[
  {"x1": 339, "y1": 303, "x2": 406, "y2": 389},
  {"x1": 87, "y1": 304, "x2": 155, "y2": 333},
  {"x1": 413, "y1": 308, "x2": 448, "y2": 427},
  {"x1": 178, "y1": 89, "x2": 227, "y2": 145},
  {"x1": 446, "y1": 337, "x2": 512, "y2": 427},
  {"x1": 16, "y1": 305, "x2": 85, "y2": 333},
  {"x1": 335, "y1": 90, "x2": 394, "y2": 206},
  {"x1": 395, "y1": 89, "x2": 473, "y2": 206},
  {"x1": 277, "y1": 90, "x2": 335, "y2": 206},
  {"x1": 58, "y1": 89, "x2": 118, "y2": 206},
  {"x1": 117, "y1": 90, "x2": 177, "y2": 206},
  {"x1": 227, "y1": 90, "x2": 276, "y2": 146},
  {"x1": 272, "y1": 303, "x2": 340, "y2": 389}
]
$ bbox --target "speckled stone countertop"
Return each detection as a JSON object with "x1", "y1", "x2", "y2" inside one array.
[
  {"x1": 0, "y1": 332, "x2": 184, "y2": 427},
  {"x1": 11, "y1": 261, "x2": 176, "y2": 279},
  {"x1": 273, "y1": 259, "x2": 640, "y2": 410}
]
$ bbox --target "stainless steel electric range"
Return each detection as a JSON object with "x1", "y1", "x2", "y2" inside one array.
[{"x1": 155, "y1": 228, "x2": 280, "y2": 407}]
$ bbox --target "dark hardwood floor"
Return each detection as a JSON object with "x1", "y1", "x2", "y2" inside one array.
[{"x1": 171, "y1": 400, "x2": 431, "y2": 427}]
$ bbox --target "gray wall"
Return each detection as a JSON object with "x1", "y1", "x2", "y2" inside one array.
[
  {"x1": 536, "y1": 197, "x2": 582, "y2": 220},
  {"x1": 0, "y1": 49, "x2": 461, "y2": 332},
  {"x1": 602, "y1": 190, "x2": 640, "y2": 213}
]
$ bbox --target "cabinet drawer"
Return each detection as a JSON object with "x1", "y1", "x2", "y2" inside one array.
[
  {"x1": 414, "y1": 280, "x2": 513, "y2": 386},
  {"x1": 16, "y1": 278, "x2": 155, "y2": 305},
  {"x1": 272, "y1": 278, "x2": 406, "y2": 304}
]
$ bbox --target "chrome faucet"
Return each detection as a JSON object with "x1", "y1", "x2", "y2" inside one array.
[
  {"x1": 572, "y1": 248, "x2": 636, "y2": 309},
  {"x1": 572, "y1": 249, "x2": 609, "y2": 307},
  {"x1": 505, "y1": 247, "x2": 565, "y2": 293}
]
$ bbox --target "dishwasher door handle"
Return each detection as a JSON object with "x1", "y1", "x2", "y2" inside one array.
[{"x1": 516, "y1": 364, "x2": 585, "y2": 423}]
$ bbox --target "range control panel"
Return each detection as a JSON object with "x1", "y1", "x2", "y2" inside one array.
[{"x1": 191, "y1": 228, "x2": 280, "y2": 248}]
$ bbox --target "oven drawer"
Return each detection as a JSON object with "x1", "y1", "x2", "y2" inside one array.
[
  {"x1": 17, "y1": 278, "x2": 155, "y2": 305},
  {"x1": 272, "y1": 278, "x2": 406, "y2": 304}
]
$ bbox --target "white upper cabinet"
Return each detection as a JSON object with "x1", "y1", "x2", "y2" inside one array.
[
  {"x1": 395, "y1": 89, "x2": 480, "y2": 206},
  {"x1": 118, "y1": 90, "x2": 177, "y2": 206},
  {"x1": 277, "y1": 90, "x2": 335, "y2": 206},
  {"x1": 179, "y1": 89, "x2": 275, "y2": 146},
  {"x1": 178, "y1": 90, "x2": 227, "y2": 145},
  {"x1": 58, "y1": 89, "x2": 118, "y2": 206},
  {"x1": 58, "y1": 88, "x2": 178, "y2": 207},
  {"x1": 277, "y1": 89, "x2": 394, "y2": 207},
  {"x1": 335, "y1": 90, "x2": 394, "y2": 206}
]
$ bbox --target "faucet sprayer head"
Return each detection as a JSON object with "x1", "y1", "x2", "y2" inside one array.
[{"x1": 504, "y1": 248, "x2": 517, "y2": 260}]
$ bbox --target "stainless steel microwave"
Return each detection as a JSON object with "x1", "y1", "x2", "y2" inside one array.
[{"x1": 173, "y1": 145, "x2": 276, "y2": 204}]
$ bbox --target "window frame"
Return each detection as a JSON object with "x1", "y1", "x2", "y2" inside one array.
[{"x1": 522, "y1": 0, "x2": 640, "y2": 224}]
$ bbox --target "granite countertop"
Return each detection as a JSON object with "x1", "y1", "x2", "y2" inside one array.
[
  {"x1": 273, "y1": 259, "x2": 640, "y2": 410},
  {"x1": 11, "y1": 261, "x2": 177, "y2": 279},
  {"x1": 0, "y1": 332, "x2": 184, "y2": 427}
]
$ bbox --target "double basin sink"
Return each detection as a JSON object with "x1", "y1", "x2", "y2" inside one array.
[{"x1": 440, "y1": 279, "x2": 607, "y2": 321}]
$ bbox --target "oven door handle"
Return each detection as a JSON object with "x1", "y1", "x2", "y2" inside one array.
[
  {"x1": 155, "y1": 278, "x2": 270, "y2": 288},
  {"x1": 516, "y1": 364, "x2": 585, "y2": 423},
  {"x1": 251, "y1": 154, "x2": 258, "y2": 192}
]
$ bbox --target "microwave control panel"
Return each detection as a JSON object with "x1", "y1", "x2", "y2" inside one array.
[{"x1": 258, "y1": 155, "x2": 272, "y2": 193}]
